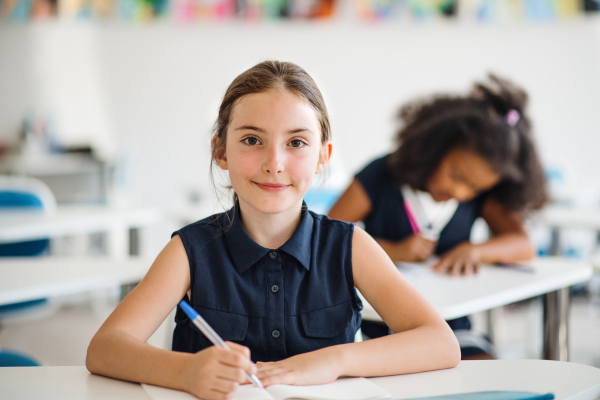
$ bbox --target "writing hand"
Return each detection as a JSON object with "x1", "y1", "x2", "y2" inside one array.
[
  {"x1": 185, "y1": 342, "x2": 255, "y2": 400},
  {"x1": 433, "y1": 242, "x2": 481, "y2": 276},
  {"x1": 395, "y1": 234, "x2": 436, "y2": 262}
]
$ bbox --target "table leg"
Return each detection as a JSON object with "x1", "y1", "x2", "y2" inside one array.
[
  {"x1": 543, "y1": 287, "x2": 569, "y2": 361},
  {"x1": 549, "y1": 226, "x2": 560, "y2": 256}
]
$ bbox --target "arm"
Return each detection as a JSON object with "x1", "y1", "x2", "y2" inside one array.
[
  {"x1": 256, "y1": 228, "x2": 460, "y2": 385},
  {"x1": 328, "y1": 178, "x2": 371, "y2": 222},
  {"x1": 328, "y1": 179, "x2": 436, "y2": 262},
  {"x1": 433, "y1": 197, "x2": 536, "y2": 275},
  {"x1": 86, "y1": 236, "x2": 255, "y2": 400}
]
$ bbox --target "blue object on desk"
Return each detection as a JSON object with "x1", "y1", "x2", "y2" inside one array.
[{"x1": 401, "y1": 391, "x2": 554, "y2": 400}]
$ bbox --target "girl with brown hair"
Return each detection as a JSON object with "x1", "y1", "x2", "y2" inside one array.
[{"x1": 86, "y1": 61, "x2": 460, "y2": 400}]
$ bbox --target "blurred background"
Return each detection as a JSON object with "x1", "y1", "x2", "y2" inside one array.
[{"x1": 1, "y1": 0, "x2": 600, "y2": 370}]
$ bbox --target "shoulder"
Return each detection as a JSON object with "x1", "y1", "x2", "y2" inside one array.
[
  {"x1": 309, "y1": 210, "x2": 355, "y2": 249},
  {"x1": 173, "y1": 210, "x2": 231, "y2": 237},
  {"x1": 310, "y1": 210, "x2": 354, "y2": 233}
]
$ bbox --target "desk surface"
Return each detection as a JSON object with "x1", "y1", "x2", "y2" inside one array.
[
  {"x1": 360, "y1": 257, "x2": 592, "y2": 321},
  {"x1": 1, "y1": 361, "x2": 599, "y2": 400},
  {"x1": 0, "y1": 257, "x2": 152, "y2": 306},
  {"x1": 0, "y1": 205, "x2": 162, "y2": 244}
]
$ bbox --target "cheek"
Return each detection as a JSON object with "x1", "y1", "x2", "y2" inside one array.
[
  {"x1": 226, "y1": 148, "x2": 262, "y2": 184},
  {"x1": 288, "y1": 151, "x2": 320, "y2": 180}
]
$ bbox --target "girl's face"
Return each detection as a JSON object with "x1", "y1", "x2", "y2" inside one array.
[
  {"x1": 217, "y1": 89, "x2": 331, "y2": 215},
  {"x1": 426, "y1": 148, "x2": 500, "y2": 203}
]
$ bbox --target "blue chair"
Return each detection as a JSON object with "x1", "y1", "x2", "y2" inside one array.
[
  {"x1": 0, "y1": 176, "x2": 57, "y2": 366},
  {"x1": 0, "y1": 349, "x2": 40, "y2": 367}
]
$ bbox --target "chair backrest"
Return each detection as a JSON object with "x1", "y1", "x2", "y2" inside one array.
[
  {"x1": 0, "y1": 176, "x2": 57, "y2": 256},
  {"x1": 0, "y1": 176, "x2": 57, "y2": 214}
]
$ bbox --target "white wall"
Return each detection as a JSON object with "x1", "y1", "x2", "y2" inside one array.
[{"x1": 1, "y1": 18, "x2": 600, "y2": 216}]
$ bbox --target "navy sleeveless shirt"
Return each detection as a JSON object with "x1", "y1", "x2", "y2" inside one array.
[
  {"x1": 171, "y1": 203, "x2": 362, "y2": 362},
  {"x1": 356, "y1": 155, "x2": 488, "y2": 331}
]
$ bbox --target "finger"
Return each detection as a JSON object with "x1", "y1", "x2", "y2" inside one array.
[
  {"x1": 259, "y1": 371, "x2": 295, "y2": 387},
  {"x1": 209, "y1": 379, "x2": 239, "y2": 397},
  {"x1": 463, "y1": 261, "x2": 473, "y2": 276},
  {"x1": 226, "y1": 342, "x2": 251, "y2": 359},
  {"x1": 473, "y1": 261, "x2": 481, "y2": 274},
  {"x1": 433, "y1": 258, "x2": 449, "y2": 273},
  {"x1": 256, "y1": 361, "x2": 279, "y2": 374},
  {"x1": 256, "y1": 365, "x2": 284, "y2": 379},
  {"x1": 217, "y1": 349, "x2": 252, "y2": 370},
  {"x1": 450, "y1": 260, "x2": 462, "y2": 277},
  {"x1": 214, "y1": 364, "x2": 247, "y2": 383}
]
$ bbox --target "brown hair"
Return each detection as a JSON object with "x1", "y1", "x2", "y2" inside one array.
[
  {"x1": 388, "y1": 74, "x2": 548, "y2": 215},
  {"x1": 210, "y1": 60, "x2": 331, "y2": 205}
]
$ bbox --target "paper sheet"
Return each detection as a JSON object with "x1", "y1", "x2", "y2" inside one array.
[{"x1": 142, "y1": 377, "x2": 390, "y2": 400}]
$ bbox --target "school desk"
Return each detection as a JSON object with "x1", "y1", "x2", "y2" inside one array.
[
  {"x1": 0, "y1": 205, "x2": 162, "y2": 258},
  {"x1": 0, "y1": 257, "x2": 152, "y2": 306},
  {"x1": 1, "y1": 361, "x2": 599, "y2": 400},
  {"x1": 358, "y1": 257, "x2": 592, "y2": 362}
]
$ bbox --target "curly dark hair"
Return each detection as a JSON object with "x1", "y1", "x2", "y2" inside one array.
[{"x1": 388, "y1": 74, "x2": 548, "y2": 215}]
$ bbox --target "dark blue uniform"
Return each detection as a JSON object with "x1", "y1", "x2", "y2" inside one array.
[
  {"x1": 355, "y1": 155, "x2": 488, "y2": 348},
  {"x1": 172, "y1": 203, "x2": 363, "y2": 363}
]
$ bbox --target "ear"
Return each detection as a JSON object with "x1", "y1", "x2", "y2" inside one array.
[
  {"x1": 212, "y1": 136, "x2": 228, "y2": 170},
  {"x1": 315, "y1": 140, "x2": 332, "y2": 174}
]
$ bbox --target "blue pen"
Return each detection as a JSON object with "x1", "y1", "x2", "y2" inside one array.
[{"x1": 178, "y1": 300, "x2": 264, "y2": 389}]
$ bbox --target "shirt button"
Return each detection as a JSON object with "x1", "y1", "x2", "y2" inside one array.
[
  {"x1": 271, "y1": 284, "x2": 279, "y2": 293},
  {"x1": 271, "y1": 329, "x2": 280, "y2": 338},
  {"x1": 269, "y1": 251, "x2": 277, "y2": 259}
]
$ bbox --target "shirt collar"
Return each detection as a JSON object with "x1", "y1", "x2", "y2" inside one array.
[
  {"x1": 279, "y1": 205, "x2": 313, "y2": 271},
  {"x1": 224, "y1": 202, "x2": 314, "y2": 274}
]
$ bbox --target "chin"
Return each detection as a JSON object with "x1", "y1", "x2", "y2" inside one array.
[{"x1": 249, "y1": 197, "x2": 303, "y2": 215}]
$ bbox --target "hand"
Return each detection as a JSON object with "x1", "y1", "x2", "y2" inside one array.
[
  {"x1": 433, "y1": 242, "x2": 481, "y2": 276},
  {"x1": 184, "y1": 342, "x2": 256, "y2": 400},
  {"x1": 393, "y1": 235, "x2": 436, "y2": 262},
  {"x1": 256, "y1": 347, "x2": 342, "y2": 387}
]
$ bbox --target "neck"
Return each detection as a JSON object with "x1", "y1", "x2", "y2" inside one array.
[{"x1": 237, "y1": 199, "x2": 303, "y2": 249}]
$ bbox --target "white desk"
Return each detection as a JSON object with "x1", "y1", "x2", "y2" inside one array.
[
  {"x1": 359, "y1": 258, "x2": 592, "y2": 362},
  {"x1": 0, "y1": 205, "x2": 162, "y2": 258},
  {"x1": 1, "y1": 362, "x2": 599, "y2": 399},
  {"x1": 0, "y1": 257, "x2": 152, "y2": 306}
]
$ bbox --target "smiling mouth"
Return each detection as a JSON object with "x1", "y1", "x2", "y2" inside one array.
[{"x1": 254, "y1": 182, "x2": 291, "y2": 192}]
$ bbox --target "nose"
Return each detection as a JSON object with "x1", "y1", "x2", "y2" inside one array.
[
  {"x1": 451, "y1": 184, "x2": 475, "y2": 202},
  {"x1": 263, "y1": 144, "x2": 284, "y2": 175}
]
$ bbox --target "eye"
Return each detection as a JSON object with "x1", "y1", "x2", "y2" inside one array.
[
  {"x1": 289, "y1": 139, "x2": 307, "y2": 148},
  {"x1": 242, "y1": 137, "x2": 260, "y2": 146}
]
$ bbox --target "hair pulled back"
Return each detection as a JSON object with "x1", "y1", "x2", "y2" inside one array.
[
  {"x1": 389, "y1": 74, "x2": 548, "y2": 215},
  {"x1": 210, "y1": 61, "x2": 330, "y2": 205}
]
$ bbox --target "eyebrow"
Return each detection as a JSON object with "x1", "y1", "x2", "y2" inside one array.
[{"x1": 235, "y1": 126, "x2": 313, "y2": 134}]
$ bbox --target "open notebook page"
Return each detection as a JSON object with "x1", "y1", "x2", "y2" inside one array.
[
  {"x1": 142, "y1": 377, "x2": 390, "y2": 400},
  {"x1": 266, "y1": 377, "x2": 391, "y2": 400}
]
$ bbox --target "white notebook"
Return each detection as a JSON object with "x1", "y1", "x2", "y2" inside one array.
[{"x1": 142, "y1": 377, "x2": 391, "y2": 400}]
